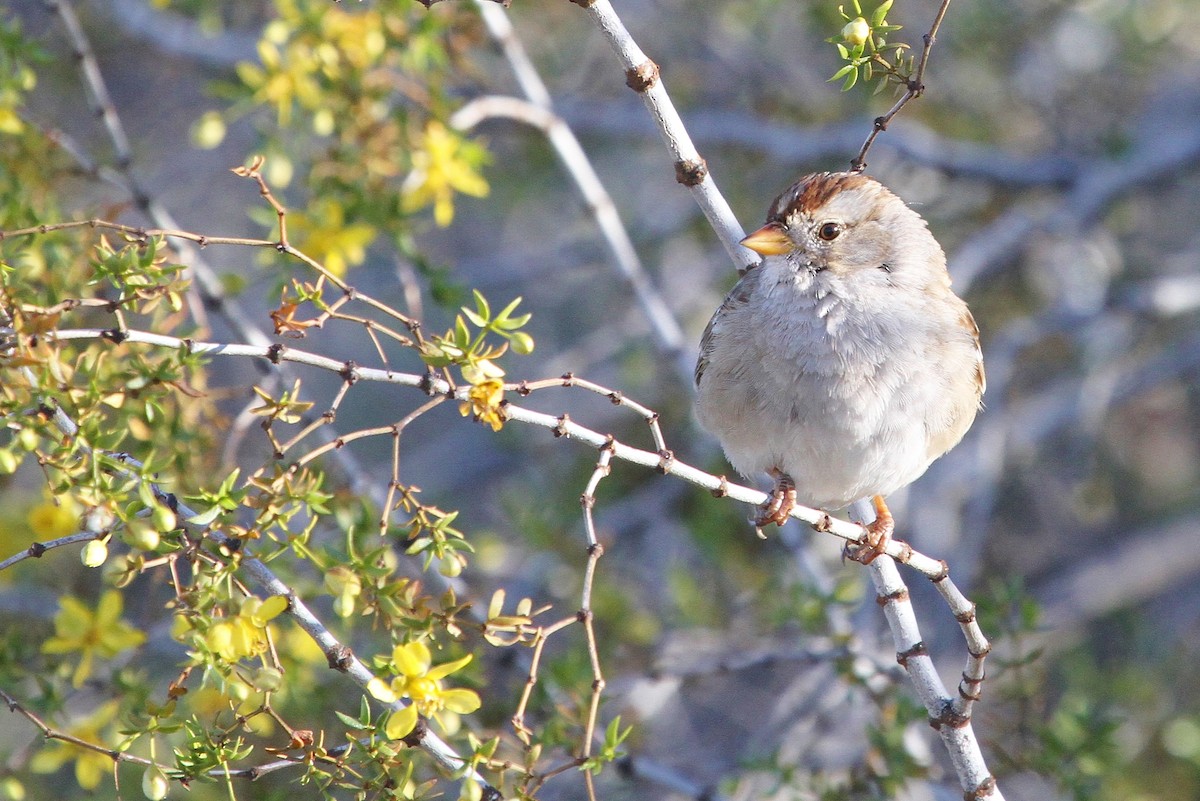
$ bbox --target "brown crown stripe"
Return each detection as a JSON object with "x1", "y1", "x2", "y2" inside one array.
[{"x1": 768, "y1": 172, "x2": 874, "y2": 221}]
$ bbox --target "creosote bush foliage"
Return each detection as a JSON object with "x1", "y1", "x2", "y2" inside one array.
[{"x1": 3, "y1": 1, "x2": 1198, "y2": 800}]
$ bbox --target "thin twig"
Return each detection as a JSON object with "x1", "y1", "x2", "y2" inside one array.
[
  {"x1": 18, "y1": 377, "x2": 492, "y2": 793},
  {"x1": 849, "y1": 0, "x2": 953, "y2": 171},
  {"x1": 0, "y1": 531, "x2": 98, "y2": 572},
  {"x1": 573, "y1": 0, "x2": 755, "y2": 274},
  {"x1": 466, "y1": 0, "x2": 691, "y2": 377},
  {"x1": 868, "y1": 557, "x2": 999, "y2": 800}
]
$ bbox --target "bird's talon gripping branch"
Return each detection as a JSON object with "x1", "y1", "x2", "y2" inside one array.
[
  {"x1": 845, "y1": 494, "x2": 895, "y2": 565},
  {"x1": 753, "y1": 469, "x2": 796, "y2": 528}
]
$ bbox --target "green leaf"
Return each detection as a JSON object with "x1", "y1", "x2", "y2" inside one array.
[
  {"x1": 494, "y1": 295, "x2": 522, "y2": 321},
  {"x1": 454, "y1": 316, "x2": 471, "y2": 348},
  {"x1": 471, "y1": 288, "x2": 490, "y2": 321},
  {"x1": 871, "y1": 0, "x2": 893, "y2": 27},
  {"x1": 188, "y1": 505, "x2": 224, "y2": 527},
  {"x1": 841, "y1": 68, "x2": 858, "y2": 91},
  {"x1": 461, "y1": 307, "x2": 487, "y2": 328},
  {"x1": 829, "y1": 64, "x2": 856, "y2": 83}
]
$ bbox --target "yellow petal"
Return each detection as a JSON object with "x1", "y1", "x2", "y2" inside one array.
[
  {"x1": 393, "y1": 641, "x2": 431, "y2": 677},
  {"x1": 74, "y1": 752, "x2": 107, "y2": 790},
  {"x1": 440, "y1": 688, "x2": 481, "y2": 714},
  {"x1": 207, "y1": 622, "x2": 234, "y2": 659},
  {"x1": 367, "y1": 677, "x2": 398, "y2": 704},
  {"x1": 383, "y1": 704, "x2": 419, "y2": 740},
  {"x1": 257, "y1": 594, "x2": 289, "y2": 622},
  {"x1": 96, "y1": 590, "x2": 123, "y2": 625},
  {"x1": 425, "y1": 654, "x2": 472, "y2": 682}
]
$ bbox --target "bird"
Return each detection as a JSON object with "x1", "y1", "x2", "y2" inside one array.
[{"x1": 694, "y1": 171, "x2": 984, "y2": 562}]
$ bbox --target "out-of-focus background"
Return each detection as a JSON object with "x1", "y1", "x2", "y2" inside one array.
[{"x1": 2, "y1": 1, "x2": 1199, "y2": 799}]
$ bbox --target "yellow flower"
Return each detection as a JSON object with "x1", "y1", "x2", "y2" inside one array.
[
  {"x1": 204, "y1": 595, "x2": 289, "y2": 663},
  {"x1": 320, "y1": 8, "x2": 386, "y2": 69},
  {"x1": 29, "y1": 700, "x2": 120, "y2": 790},
  {"x1": 401, "y1": 121, "x2": 489, "y2": 227},
  {"x1": 187, "y1": 686, "x2": 275, "y2": 737},
  {"x1": 26, "y1": 496, "x2": 79, "y2": 539},
  {"x1": 236, "y1": 37, "x2": 322, "y2": 126},
  {"x1": 459, "y1": 378, "x2": 505, "y2": 432},
  {"x1": 42, "y1": 591, "x2": 146, "y2": 687},
  {"x1": 368, "y1": 641, "x2": 480, "y2": 739},
  {"x1": 288, "y1": 200, "x2": 377, "y2": 278}
]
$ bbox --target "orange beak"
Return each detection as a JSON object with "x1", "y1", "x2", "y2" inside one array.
[{"x1": 739, "y1": 221, "x2": 793, "y2": 256}]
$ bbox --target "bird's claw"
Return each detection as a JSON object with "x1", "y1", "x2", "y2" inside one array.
[
  {"x1": 753, "y1": 471, "x2": 796, "y2": 528},
  {"x1": 843, "y1": 495, "x2": 895, "y2": 564}
]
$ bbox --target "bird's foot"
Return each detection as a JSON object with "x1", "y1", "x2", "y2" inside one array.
[
  {"x1": 844, "y1": 495, "x2": 894, "y2": 565},
  {"x1": 753, "y1": 470, "x2": 796, "y2": 529}
]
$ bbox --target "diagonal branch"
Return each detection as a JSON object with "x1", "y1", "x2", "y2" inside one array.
[
  {"x1": 571, "y1": 0, "x2": 755, "y2": 274},
  {"x1": 465, "y1": 0, "x2": 692, "y2": 379}
]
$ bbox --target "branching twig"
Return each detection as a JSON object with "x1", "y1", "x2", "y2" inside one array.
[
  {"x1": 15, "y1": 378, "x2": 493, "y2": 794},
  {"x1": 868, "y1": 557, "x2": 998, "y2": 800},
  {"x1": 576, "y1": 443, "x2": 612, "y2": 801},
  {"x1": 850, "y1": 0, "x2": 953, "y2": 172},
  {"x1": 25, "y1": 323, "x2": 955, "y2": 576}
]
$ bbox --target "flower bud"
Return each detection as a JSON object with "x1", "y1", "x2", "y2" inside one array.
[
  {"x1": 81, "y1": 539, "x2": 108, "y2": 568},
  {"x1": 141, "y1": 766, "x2": 169, "y2": 801},
  {"x1": 842, "y1": 17, "x2": 870, "y2": 46},
  {"x1": 252, "y1": 666, "x2": 284, "y2": 692},
  {"x1": 124, "y1": 520, "x2": 160, "y2": 552}
]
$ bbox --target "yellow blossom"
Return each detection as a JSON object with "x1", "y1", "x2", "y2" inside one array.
[
  {"x1": 187, "y1": 686, "x2": 275, "y2": 737},
  {"x1": 42, "y1": 591, "x2": 145, "y2": 687},
  {"x1": 367, "y1": 641, "x2": 480, "y2": 739},
  {"x1": 236, "y1": 38, "x2": 322, "y2": 126},
  {"x1": 401, "y1": 121, "x2": 489, "y2": 227},
  {"x1": 204, "y1": 595, "x2": 289, "y2": 663},
  {"x1": 29, "y1": 701, "x2": 120, "y2": 790},
  {"x1": 459, "y1": 378, "x2": 505, "y2": 432},
  {"x1": 288, "y1": 200, "x2": 377, "y2": 278},
  {"x1": 320, "y1": 9, "x2": 386, "y2": 70},
  {"x1": 26, "y1": 496, "x2": 79, "y2": 539}
]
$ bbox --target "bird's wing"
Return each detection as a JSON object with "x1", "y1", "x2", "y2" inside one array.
[{"x1": 695, "y1": 267, "x2": 760, "y2": 387}]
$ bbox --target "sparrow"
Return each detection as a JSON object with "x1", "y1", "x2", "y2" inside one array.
[{"x1": 694, "y1": 171, "x2": 984, "y2": 562}]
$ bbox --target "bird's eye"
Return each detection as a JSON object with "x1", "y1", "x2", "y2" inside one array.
[{"x1": 818, "y1": 222, "x2": 842, "y2": 241}]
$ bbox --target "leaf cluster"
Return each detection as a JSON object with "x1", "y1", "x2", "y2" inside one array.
[{"x1": 826, "y1": 0, "x2": 912, "y2": 92}]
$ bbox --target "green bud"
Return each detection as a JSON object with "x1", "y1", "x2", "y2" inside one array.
[
  {"x1": 142, "y1": 766, "x2": 169, "y2": 801},
  {"x1": 509, "y1": 331, "x2": 535, "y2": 355},
  {"x1": 190, "y1": 111, "x2": 226, "y2": 150},
  {"x1": 842, "y1": 17, "x2": 870, "y2": 46},
  {"x1": 124, "y1": 520, "x2": 160, "y2": 552},
  {"x1": 252, "y1": 666, "x2": 284, "y2": 692},
  {"x1": 82, "y1": 539, "x2": 109, "y2": 568},
  {"x1": 0, "y1": 776, "x2": 26, "y2": 800},
  {"x1": 151, "y1": 504, "x2": 177, "y2": 533}
]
